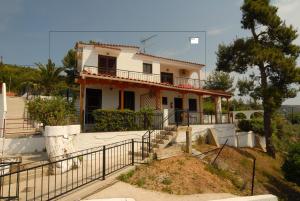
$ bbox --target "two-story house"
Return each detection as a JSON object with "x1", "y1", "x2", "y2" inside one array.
[{"x1": 75, "y1": 42, "x2": 231, "y2": 129}]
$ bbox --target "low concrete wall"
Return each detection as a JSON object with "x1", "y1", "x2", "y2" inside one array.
[
  {"x1": 74, "y1": 130, "x2": 147, "y2": 151},
  {"x1": 211, "y1": 194, "x2": 277, "y2": 201},
  {"x1": 237, "y1": 131, "x2": 255, "y2": 148},
  {"x1": 176, "y1": 124, "x2": 237, "y2": 147},
  {"x1": 0, "y1": 136, "x2": 45, "y2": 155}
]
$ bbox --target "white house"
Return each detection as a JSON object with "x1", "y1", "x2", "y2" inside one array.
[{"x1": 75, "y1": 42, "x2": 232, "y2": 129}]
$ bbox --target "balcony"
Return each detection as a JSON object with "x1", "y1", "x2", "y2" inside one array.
[{"x1": 83, "y1": 65, "x2": 205, "y2": 89}]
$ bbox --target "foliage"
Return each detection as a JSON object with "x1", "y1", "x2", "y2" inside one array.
[
  {"x1": 235, "y1": 113, "x2": 247, "y2": 120},
  {"x1": 27, "y1": 96, "x2": 77, "y2": 126},
  {"x1": 0, "y1": 64, "x2": 39, "y2": 95},
  {"x1": 281, "y1": 142, "x2": 300, "y2": 185},
  {"x1": 35, "y1": 59, "x2": 66, "y2": 95},
  {"x1": 287, "y1": 113, "x2": 300, "y2": 124},
  {"x1": 204, "y1": 71, "x2": 234, "y2": 92},
  {"x1": 117, "y1": 170, "x2": 135, "y2": 182},
  {"x1": 92, "y1": 108, "x2": 156, "y2": 132},
  {"x1": 216, "y1": 0, "x2": 300, "y2": 157},
  {"x1": 238, "y1": 118, "x2": 264, "y2": 136},
  {"x1": 62, "y1": 49, "x2": 77, "y2": 85},
  {"x1": 272, "y1": 114, "x2": 300, "y2": 153}
]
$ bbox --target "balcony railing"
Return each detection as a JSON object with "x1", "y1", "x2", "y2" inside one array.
[{"x1": 83, "y1": 65, "x2": 205, "y2": 89}]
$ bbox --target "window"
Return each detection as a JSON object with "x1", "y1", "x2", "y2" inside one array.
[
  {"x1": 161, "y1": 72, "x2": 173, "y2": 84},
  {"x1": 189, "y1": 99, "x2": 197, "y2": 112},
  {"x1": 143, "y1": 63, "x2": 152, "y2": 74},
  {"x1": 162, "y1": 97, "x2": 168, "y2": 105}
]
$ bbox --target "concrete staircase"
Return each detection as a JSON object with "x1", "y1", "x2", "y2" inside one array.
[
  {"x1": 129, "y1": 125, "x2": 178, "y2": 160},
  {"x1": 4, "y1": 97, "x2": 39, "y2": 137}
]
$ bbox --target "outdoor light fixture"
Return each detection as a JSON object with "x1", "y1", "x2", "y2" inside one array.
[{"x1": 189, "y1": 37, "x2": 199, "y2": 44}]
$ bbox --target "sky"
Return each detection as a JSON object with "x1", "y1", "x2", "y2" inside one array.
[{"x1": 0, "y1": 0, "x2": 299, "y2": 104}]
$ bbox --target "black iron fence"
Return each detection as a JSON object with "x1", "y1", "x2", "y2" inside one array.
[
  {"x1": 170, "y1": 110, "x2": 232, "y2": 126},
  {"x1": 0, "y1": 139, "x2": 149, "y2": 201}
]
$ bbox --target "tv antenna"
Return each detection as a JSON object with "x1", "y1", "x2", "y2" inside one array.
[{"x1": 140, "y1": 34, "x2": 157, "y2": 53}]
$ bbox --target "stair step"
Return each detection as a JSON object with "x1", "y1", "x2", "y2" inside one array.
[
  {"x1": 160, "y1": 130, "x2": 174, "y2": 136},
  {"x1": 163, "y1": 125, "x2": 177, "y2": 131},
  {"x1": 128, "y1": 151, "x2": 149, "y2": 157},
  {"x1": 155, "y1": 134, "x2": 171, "y2": 140}
]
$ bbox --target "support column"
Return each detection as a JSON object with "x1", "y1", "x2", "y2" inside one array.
[
  {"x1": 79, "y1": 80, "x2": 85, "y2": 131},
  {"x1": 198, "y1": 94, "x2": 204, "y2": 124},
  {"x1": 155, "y1": 89, "x2": 161, "y2": 110},
  {"x1": 182, "y1": 93, "x2": 188, "y2": 124},
  {"x1": 120, "y1": 88, "x2": 124, "y2": 111},
  {"x1": 214, "y1": 96, "x2": 222, "y2": 124},
  {"x1": 227, "y1": 98, "x2": 230, "y2": 123}
]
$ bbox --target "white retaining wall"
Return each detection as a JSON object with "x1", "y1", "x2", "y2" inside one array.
[
  {"x1": 0, "y1": 83, "x2": 7, "y2": 137},
  {"x1": 176, "y1": 124, "x2": 237, "y2": 147},
  {"x1": 74, "y1": 130, "x2": 147, "y2": 152},
  {"x1": 0, "y1": 136, "x2": 45, "y2": 155},
  {"x1": 211, "y1": 194, "x2": 277, "y2": 201}
]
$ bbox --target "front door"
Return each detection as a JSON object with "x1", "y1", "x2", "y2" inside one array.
[
  {"x1": 174, "y1": 97, "x2": 183, "y2": 123},
  {"x1": 119, "y1": 91, "x2": 135, "y2": 111},
  {"x1": 85, "y1": 88, "x2": 102, "y2": 123},
  {"x1": 98, "y1": 55, "x2": 117, "y2": 75}
]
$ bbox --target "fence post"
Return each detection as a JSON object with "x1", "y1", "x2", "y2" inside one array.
[
  {"x1": 251, "y1": 158, "x2": 256, "y2": 195},
  {"x1": 102, "y1": 145, "x2": 106, "y2": 180},
  {"x1": 143, "y1": 113, "x2": 147, "y2": 130},
  {"x1": 131, "y1": 139, "x2": 134, "y2": 165},
  {"x1": 148, "y1": 131, "x2": 151, "y2": 153},
  {"x1": 142, "y1": 137, "x2": 145, "y2": 160}
]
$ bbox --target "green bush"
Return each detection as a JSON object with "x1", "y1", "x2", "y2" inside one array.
[
  {"x1": 281, "y1": 143, "x2": 300, "y2": 185},
  {"x1": 92, "y1": 108, "x2": 155, "y2": 132},
  {"x1": 238, "y1": 118, "x2": 264, "y2": 135},
  {"x1": 27, "y1": 96, "x2": 76, "y2": 126}
]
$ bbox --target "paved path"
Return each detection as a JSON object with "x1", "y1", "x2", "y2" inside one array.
[{"x1": 86, "y1": 182, "x2": 237, "y2": 201}]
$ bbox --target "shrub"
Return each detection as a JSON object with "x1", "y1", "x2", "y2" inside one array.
[
  {"x1": 27, "y1": 96, "x2": 76, "y2": 126},
  {"x1": 117, "y1": 170, "x2": 135, "y2": 182},
  {"x1": 238, "y1": 118, "x2": 264, "y2": 135},
  {"x1": 92, "y1": 108, "x2": 155, "y2": 132},
  {"x1": 281, "y1": 143, "x2": 300, "y2": 185}
]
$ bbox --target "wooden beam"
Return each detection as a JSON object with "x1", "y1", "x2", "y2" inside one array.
[
  {"x1": 199, "y1": 95, "x2": 204, "y2": 124},
  {"x1": 79, "y1": 80, "x2": 85, "y2": 130},
  {"x1": 227, "y1": 98, "x2": 230, "y2": 123},
  {"x1": 120, "y1": 88, "x2": 124, "y2": 111}
]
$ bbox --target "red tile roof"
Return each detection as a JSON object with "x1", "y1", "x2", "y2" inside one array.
[
  {"x1": 136, "y1": 52, "x2": 205, "y2": 67},
  {"x1": 76, "y1": 42, "x2": 205, "y2": 67},
  {"x1": 81, "y1": 71, "x2": 231, "y2": 97},
  {"x1": 76, "y1": 42, "x2": 139, "y2": 49}
]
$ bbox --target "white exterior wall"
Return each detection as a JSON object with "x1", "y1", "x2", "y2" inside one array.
[
  {"x1": 79, "y1": 45, "x2": 202, "y2": 83},
  {"x1": 84, "y1": 84, "x2": 149, "y2": 111}
]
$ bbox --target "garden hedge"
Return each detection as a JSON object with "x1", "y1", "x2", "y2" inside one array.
[{"x1": 92, "y1": 108, "x2": 158, "y2": 132}]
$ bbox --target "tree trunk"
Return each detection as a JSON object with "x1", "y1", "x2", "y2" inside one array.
[
  {"x1": 259, "y1": 63, "x2": 276, "y2": 158},
  {"x1": 263, "y1": 107, "x2": 276, "y2": 158}
]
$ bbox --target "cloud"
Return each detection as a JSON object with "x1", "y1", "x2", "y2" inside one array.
[
  {"x1": 274, "y1": 0, "x2": 300, "y2": 42},
  {"x1": 207, "y1": 27, "x2": 229, "y2": 36},
  {"x1": 0, "y1": 0, "x2": 23, "y2": 32}
]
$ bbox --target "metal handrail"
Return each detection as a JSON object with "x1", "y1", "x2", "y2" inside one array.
[{"x1": 83, "y1": 65, "x2": 204, "y2": 89}]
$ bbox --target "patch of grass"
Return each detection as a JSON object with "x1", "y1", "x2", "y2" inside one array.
[
  {"x1": 117, "y1": 170, "x2": 134, "y2": 182},
  {"x1": 177, "y1": 160, "x2": 185, "y2": 166},
  {"x1": 161, "y1": 177, "x2": 172, "y2": 185},
  {"x1": 206, "y1": 164, "x2": 246, "y2": 190},
  {"x1": 136, "y1": 177, "x2": 146, "y2": 187},
  {"x1": 162, "y1": 187, "x2": 173, "y2": 194},
  {"x1": 240, "y1": 158, "x2": 250, "y2": 167}
]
